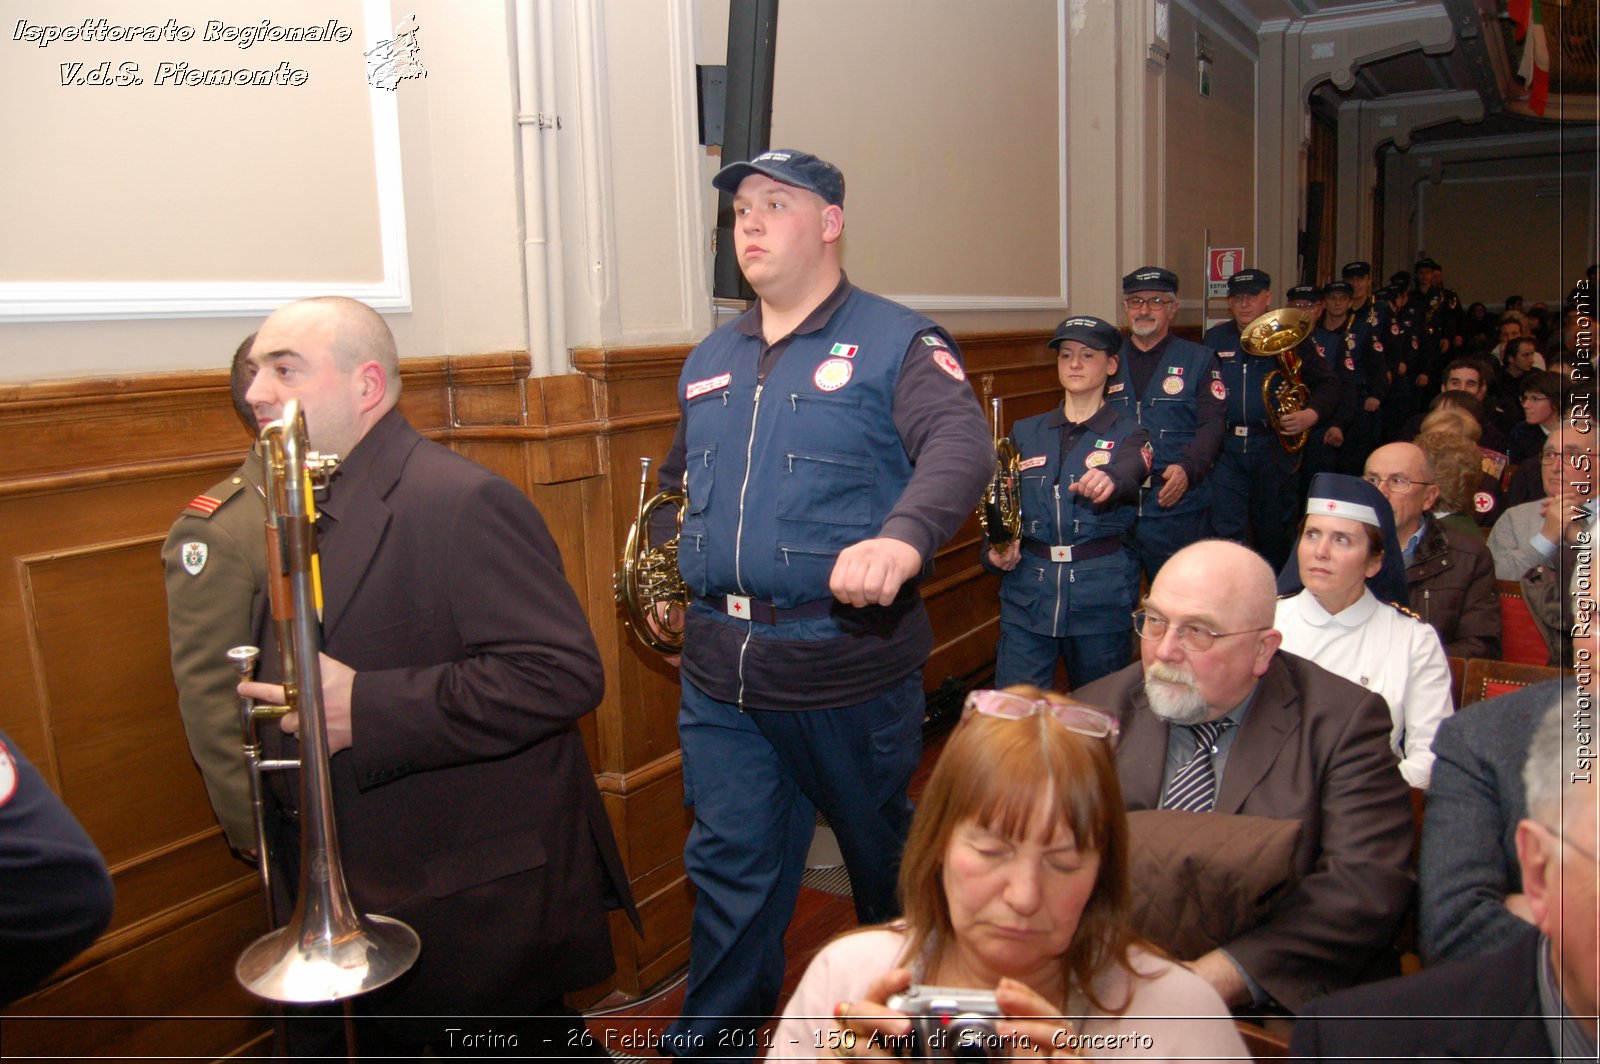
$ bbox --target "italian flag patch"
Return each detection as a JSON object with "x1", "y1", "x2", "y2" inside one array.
[{"x1": 830, "y1": 343, "x2": 859, "y2": 358}]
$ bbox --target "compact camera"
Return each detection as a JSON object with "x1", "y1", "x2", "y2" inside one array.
[{"x1": 886, "y1": 986, "x2": 1002, "y2": 1062}]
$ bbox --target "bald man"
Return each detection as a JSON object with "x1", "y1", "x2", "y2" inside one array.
[
  {"x1": 237, "y1": 297, "x2": 636, "y2": 1055},
  {"x1": 1077, "y1": 540, "x2": 1414, "y2": 1013},
  {"x1": 1363, "y1": 442, "x2": 1500, "y2": 658}
]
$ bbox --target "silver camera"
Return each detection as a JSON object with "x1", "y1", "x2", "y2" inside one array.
[{"x1": 886, "y1": 986, "x2": 1001, "y2": 1061}]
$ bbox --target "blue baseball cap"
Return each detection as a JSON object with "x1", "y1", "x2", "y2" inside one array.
[
  {"x1": 1049, "y1": 316, "x2": 1123, "y2": 353},
  {"x1": 713, "y1": 149, "x2": 846, "y2": 206},
  {"x1": 1122, "y1": 267, "x2": 1179, "y2": 294},
  {"x1": 1227, "y1": 269, "x2": 1272, "y2": 296}
]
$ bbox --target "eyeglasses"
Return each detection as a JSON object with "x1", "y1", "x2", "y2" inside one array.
[
  {"x1": 1540, "y1": 450, "x2": 1569, "y2": 466},
  {"x1": 1522, "y1": 393, "x2": 1554, "y2": 405},
  {"x1": 962, "y1": 689, "x2": 1120, "y2": 743},
  {"x1": 1131, "y1": 610, "x2": 1268, "y2": 653},
  {"x1": 1533, "y1": 820, "x2": 1599, "y2": 865},
  {"x1": 1123, "y1": 296, "x2": 1175, "y2": 310},
  {"x1": 1362, "y1": 472, "x2": 1433, "y2": 494}
]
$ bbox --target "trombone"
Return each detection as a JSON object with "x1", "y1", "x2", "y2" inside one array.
[{"x1": 230, "y1": 399, "x2": 420, "y2": 1006}]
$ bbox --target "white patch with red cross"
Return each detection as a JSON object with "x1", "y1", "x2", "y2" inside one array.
[
  {"x1": 931, "y1": 348, "x2": 965, "y2": 382},
  {"x1": 0, "y1": 739, "x2": 16, "y2": 809},
  {"x1": 1474, "y1": 491, "x2": 1495, "y2": 514}
]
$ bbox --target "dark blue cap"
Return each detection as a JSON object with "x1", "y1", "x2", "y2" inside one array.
[
  {"x1": 1341, "y1": 261, "x2": 1371, "y2": 278},
  {"x1": 1049, "y1": 315, "x2": 1123, "y2": 353},
  {"x1": 1122, "y1": 267, "x2": 1179, "y2": 294},
  {"x1": 713, "y1": 149, "x2": 845, "y2": 206},
  {"x1": 1277, "y1": 473, "x2": 1408, "y2": 608},
  {"x1": 1286, "y1": 285, "x2": 1322, "y2": 303},
  {"x1": 1324, "y1": 280, "x2": 1354, "y2": 297},
  {"x1": 1414, "y1": 256, "x2": 1441, "y2": 272},
  {"x1": 1227, "y1": 269, "x2": 1271, "y2": 296}
]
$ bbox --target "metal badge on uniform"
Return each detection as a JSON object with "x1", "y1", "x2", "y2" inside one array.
[
  {"x1": 1162, "y1": 375, "x2": 1184, "y2": 395},
  {"x1": 1049, "y1": 545, "x2": 1074, "y2": 562},
  {"x1": 0, "y1": 738, "x2": 15, "y2": 808},
  {"x1": 1084, "y1": 450, "x2": 1111, "y2": 468},
  {"x1": 931, "y1": 348, "x2": 965, "y2": 382},
  {"x1": 1474, "y1": 491, "x2": 1495, "y2": 514},
  {"x1": 1019, "y1": 455, "x2": 1047, "y2": 471},
  {"x1": 1210, "y1": 379, "x2": 1227, "y2": 400},
  {"x1": 814, "y1": 358, "x2": 854, "y2": 392},
  {"x1": 687, "y1": 372, "x2": 733, "y2": 400},
  {"x1": 181, "y1": 541, "x2": 208, "y2": 576},
  {"x1": 725, "y1": 595, "x2": 750, "y2": 619},
  {"x1": 1141, "y1": 442, "x2": 1153, "y2": 471},
  {"x1": 1106, "y1": 382, "x2": 1126, "y2": 395},
  {"x1": 831, "y1": 342, "x2": 859, "y2": 358}
]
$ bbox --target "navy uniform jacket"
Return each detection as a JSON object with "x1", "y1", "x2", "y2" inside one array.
[
  {"x1": 659, "y1": 278, "x2": 993, "y2": 711},
  {"x1": 1203, "y1": 320, "x2": 1340, "y2": 455},
  {"x1": 0, "y1": 728, "x2": 115, "y2": 1006},
  {"x1": 996, "y1": 404, "x2": 1149, "y2": 636},
  {"x1": 1338, "y1": 302, "x2": 1390, "y2": 404},
  {"x1": 1310, "y1": 324, "x2": 1357, "y2": 431},
  {"x1": 1106, "y1": 334, "x2": 1224, "y2": 517}
]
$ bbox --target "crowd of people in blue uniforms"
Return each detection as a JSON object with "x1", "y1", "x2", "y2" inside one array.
[{"x1": 984, "y1": 254, "x2": 1595, "y2": 694}]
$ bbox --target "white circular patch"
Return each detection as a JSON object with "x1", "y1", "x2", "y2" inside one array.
[
  {"x1": 1084, "y1": 450, "x2": 1111, "y2": 468},
  {"x1": 1210, "y1": 379, "x2": 1227, "y2": 400},
  {"x1": 181, "y1": 541, "x2": 208, "y2": 576},
  {"x1": 1162, "y1": 375, "x2": 1184, "y2": 395},
  {"x1": 932, "y1": 348, "x2": 966, "y2": 382},
  {"x1": 0, "y1": 739, "x2": 16, "y2": 808},
  {"x1": 814, "y1": 357, "x2": 854, "y2": 392},
  {"x1": 1474, "y1": 491, "x2": 1494, "y2": 514}
]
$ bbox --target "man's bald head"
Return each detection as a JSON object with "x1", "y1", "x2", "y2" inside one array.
[
  {"x1": 1159, "y1": 540, "x2": 1279, "y2": 630},
  {"x1": 300, "y1": 297, "x2": 401, "y2": 397}
]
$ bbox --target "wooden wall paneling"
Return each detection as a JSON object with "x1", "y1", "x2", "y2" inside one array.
[{"x1": 1, "y1": 332, "x2": 1052, "y2": 1056}]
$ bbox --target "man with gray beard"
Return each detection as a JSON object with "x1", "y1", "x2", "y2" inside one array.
[{"x1": 1076, "y1": 540, "x2": 1414, "y2": 1015}]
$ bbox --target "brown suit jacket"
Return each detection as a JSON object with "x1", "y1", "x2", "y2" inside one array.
[
  {"x1": 1077, "y1": 651, "x2": 1414, "y2": 1012},
  {"x1": 261, "y1": 409, "x2": 636, "y2": 1016}
]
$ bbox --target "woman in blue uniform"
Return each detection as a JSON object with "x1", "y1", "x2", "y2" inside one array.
[{"x1": 987, "y1": 316, "x2": 1151, "y2": 690}]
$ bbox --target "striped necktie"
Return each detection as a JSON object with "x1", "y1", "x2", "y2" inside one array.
[{"x1": 1161, "y1": 719, "x2": 1234, "y2": 813}]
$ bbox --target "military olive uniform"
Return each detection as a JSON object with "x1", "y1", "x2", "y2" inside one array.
[{"x1": 160, "y1": 449, "x2": 266, "y2": 852}]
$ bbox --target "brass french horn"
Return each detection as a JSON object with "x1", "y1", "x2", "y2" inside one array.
[
  {"x1": 1240, "y1": 307, "x2": 1314, "y2": 454},
  {"x1": 615, "y1": 457, "x2": 689, "y2": 654},
  {"x1": 979, "y1": 396, "x2": 1022, "y2": 545}
]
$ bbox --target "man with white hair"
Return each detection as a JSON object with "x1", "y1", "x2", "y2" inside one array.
[
  {"x1": 1295, "y1": 695, "x2": 1597, "y2": 1061},
  {"x1": 1077, "y1": 539, "x2": 1414, "y2": 1013}
]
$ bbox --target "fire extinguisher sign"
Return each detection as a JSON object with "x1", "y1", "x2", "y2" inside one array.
[{"x1": 1207, "y1": 247, "x2": 1245, "y2": 298}]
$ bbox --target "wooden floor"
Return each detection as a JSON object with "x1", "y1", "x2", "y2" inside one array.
[{"x1": 583, "y1": 727, "x2": 951, "y2": 1058}]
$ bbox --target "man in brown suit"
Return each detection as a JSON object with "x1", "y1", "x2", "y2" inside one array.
[
  {"x1": 1076, "y1": 540, "x2": 1414, "y2": 1013},
  {"x1": 238, "y1": 297, "x2": 635, "y2": 1056}
]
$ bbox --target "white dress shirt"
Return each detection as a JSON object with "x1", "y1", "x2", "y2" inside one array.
[{"x1": 1275, "y1": 587, "x2": 1454, "y2": 788}]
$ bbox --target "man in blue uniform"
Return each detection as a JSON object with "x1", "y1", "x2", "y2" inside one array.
[
  {"x1": 655, "y1": 149, "x2": 993, "y2": 1058},
  {"x1": 1290, "y1": 283, "x2": 1355, "y2": 484},
  {"x1": 1107, "y1": 266, "x2": 1224, "y2": 595},
  {"x1": 1205, "y1": 269, "x2": 1339, "y2": 570},
  {"x1": 985, "y1": 315, "x2": 1150, "y2": 691},
  {"x1": 1329, "y1": 270, "x2": 1388, "y2": 474}
]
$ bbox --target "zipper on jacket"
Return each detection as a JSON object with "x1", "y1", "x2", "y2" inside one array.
[
  {"x1": 1053, "y1": 483, "x2": 1066, "y2": 635},
  {"x1": 733, "y1": 383, "x2": 764, "y2": 709}
]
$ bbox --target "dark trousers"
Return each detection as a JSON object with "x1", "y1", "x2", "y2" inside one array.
[
  {"x1": 666, "y1": 674, "x2": 923, "y2": 1061},
  {"x1": 994, "y1": 625, "x2": 1131, "y2": 692},
  {"x1": 1210, "y1": 444, "x2": 1301, "y2": 572}
]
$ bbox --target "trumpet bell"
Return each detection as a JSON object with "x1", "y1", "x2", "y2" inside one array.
[
  {"x1": 1240, "y1": 307, "x2": 1313, "y2": 356},
  {"x1": 237, "y1": 911, "x2": 421, "y2": 1004}
]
